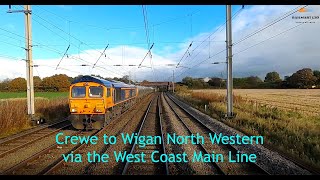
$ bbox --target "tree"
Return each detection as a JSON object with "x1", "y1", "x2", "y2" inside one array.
[
  {"x1": 181, "y1": 76, "x2": 208, "y2": 89},
  {"x1": 314, "y1": 70, "x2": 320, "y2": 85},
  {"x1": 120, "y1": 75, "x2": 130, "y2": 84},
  {"x1": 264, "y1": 71, "x2": 281, "y2": 82},
  {"x1": 68, "y1": 76, "x2": 74, "y2": 84},
  {"x1": 72, "y1": 75, "x2": 83, "y2": 82},
  {"x1": 233, "y1": 76, "x2": 263, "y2": 88},
  {"x1": 287, "y1": 68, "x2": 317, "y2": 88},
  {"x1": 0, "y1": 78, "x2": 11, "y2": 91},
  {"x1": 247, "y1": 76, "x2": 263, "y2": 86},
  {"x1": 182, "y1": 76, "x2": 193, "y2": 87},
  {"x1": 208, "y1": 77, "x2": 225, "y2": 88},
  {"x1": 313, "y1": 70, "x2": 320, "y2": 78},
  {"x1": 41, "y1": 74, "x2": 70, "y2": 92},
  {"x1": 8, "y1": 77, "x2": 27, "y2": 92},
  {"x1": 113, "y1": 77, "x2": 120, "y2": 81},
  {"x1": 0, "y1": 82, "x2": 5, "y2": 91},
  {"x1": 91, "y1": 74, "x2": 105, "y2": 80},
  {"x1": 34, "y1": 76, "x2": 42, "y2": 91}
]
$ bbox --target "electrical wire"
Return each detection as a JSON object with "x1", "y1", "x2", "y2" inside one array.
[{"x1": 233, "y1": 5, "x2": 307, "y2": 46}]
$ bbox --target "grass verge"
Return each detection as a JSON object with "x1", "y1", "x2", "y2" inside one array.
[
  {"x1": 0, "y1": 97, "x2": 69, "y2": 138},
  {"x1": 175, "y1": 90, "x2": 320, "y2": 170},
  {"x1": 0, "y1": 92, "x2": 68, "y2": 100}
]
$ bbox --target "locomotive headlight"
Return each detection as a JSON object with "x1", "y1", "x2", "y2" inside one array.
[
  {"x1": 71, "y1": 108, "x2": 77, "y2": 112},
  {"x1": 95, "y1": 108, "x2": 103, "y2": 112}
]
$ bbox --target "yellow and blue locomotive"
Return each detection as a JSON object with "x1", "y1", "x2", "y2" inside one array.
[{"x1": 69, "y1": 75, "x2": 153, "y2": 130}]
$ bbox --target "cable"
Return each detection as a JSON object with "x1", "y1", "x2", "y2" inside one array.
[
  {"x1": 27, "y1": 40, "x2": 225, "y2": 47},
  {"x1": 169, "y1": 5, "x2": 305, "y2": 81},
  {"x1": 2, "y1": 7, "x2": 127, "y2": 79},
  {"x1": 92, "y1": 44, "x2": 109, "y2": 69},
  {"x1": 56, "y1": 45, "x2": 70, "y2": 70},
  {"x1": 35, "y1": 64, "x2": 83, "y2": 74},
  {"x1": 233, "y1": 18, "x2": 313, "y2": 56},
  {"x1": 32, "y1": 17, "x2": 70, "y2": 45},
  {"x1": 30, "y1": 8, "x2": 131, "y2": 77},
  {"x1": 0, "y1": 27, "x2": 70, "y2": 58},
  {"x1": 138, "y1": 43, "x2": 154, "y2": 68},
  {"x1": 0, "y1": 33, "x2": 25, "y2": 43},
  {"x1": 0, "y1": 54, "x2": 25, "y2": 61},
  {"x1": 30, "y1": 9, "x2": 105, "y2": 55},
  {"x1": 176, "y1": 48, "x2": 226, "y2": 79},
  {"x1": 142, "y1": 5, "x2": 151, "y2": 47},
  {"x1": 164, "y1": 6, "x2": 238, "y2": 81},
  {"x1": 233, "y1": 5, "x2": 307, "y2": 46},
  {"x1": 32, "y1": 14, "x2": 126, "y2": 76},
  {"x1": 35, "y1": 5, "x2": 200, "y2": 31},
  {"x1": 34, "y1": 66, "x2": 42, "y2": 78},
  {"x1": 0, "y1": 39, "x2": 25, "y2": 49},
  {"x1": 142, "y1": 5, "x2": 156, "y2": 81},
  {"x1": 176, "y1": 42, "x2": 193, "y2": 68},
  {"x1": 178, "y1": 6, "x2": 244, "y2": 68}
]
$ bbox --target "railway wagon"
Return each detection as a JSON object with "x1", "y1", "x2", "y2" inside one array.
[{"x1": 69, "y1": 75, "x2": 153, "y2": 130}]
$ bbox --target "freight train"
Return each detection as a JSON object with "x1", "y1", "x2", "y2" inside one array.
[{"x1": 68, "y1": 75, "x2": 154, "y2": 130}]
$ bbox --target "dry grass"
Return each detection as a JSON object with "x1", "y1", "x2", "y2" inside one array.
[
  {"x1": 176, "y1": 89, "x2": 320, "y2": 170},
  {"x1": 0, "y1": 97, "x2": 69, "y2": 138}
]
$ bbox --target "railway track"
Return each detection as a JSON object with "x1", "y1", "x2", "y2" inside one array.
[
  {"x1": 0, "y1": 119, "x2": 71, "y2": 159},
  {"x1": 48, "y1": 93, "x2": 156, "y2": 175},
  {"x1": 121, "y1": 94, "x2": 168, "y2": 175},
  {"x1": 1, "y1": 129, "x2": 99, "y2": 175},
  {"x1": 164, "y1": 92, "x2": 270, "y2": 175},
  {"x1": 169, "y1": 93, "x2": 318, "y2": 175}
]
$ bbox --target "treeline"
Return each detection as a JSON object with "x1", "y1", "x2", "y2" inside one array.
[
  {"x1": 181, "y1": 68, "x2": 320, "y2": 89},
  {"x1": 0, "y1": 74, "x2": 133, "y2": 92}
]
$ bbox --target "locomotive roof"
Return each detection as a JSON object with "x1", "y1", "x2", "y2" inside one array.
[{"x1": 71, "y1": 75, "x2": 135, "y2": 88}]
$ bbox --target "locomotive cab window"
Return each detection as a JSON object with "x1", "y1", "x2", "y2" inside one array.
[
  {"x1": 71, "y1": 86, "x2": 86, "y2": 98},
  {"x1": 89, "y1": 86, "x2": 103, "y2": 98}
]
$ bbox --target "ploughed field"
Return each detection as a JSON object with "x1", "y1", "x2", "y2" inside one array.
[{"x1": 193, "y1": 89, "x2": 320, "y2": 115}]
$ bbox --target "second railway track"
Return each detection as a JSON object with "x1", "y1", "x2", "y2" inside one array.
[
  {"x1": 0, "y1": 119, "x2": 70, "y2": 159},
  {"x1": 121, "y1": 94, "x2": 168, "y2": 175},
  {"x1": 163, "y1": 92, "x2": 270, "y2": 175},
  {"x1": 1, "y1": 129, "x2": 99, "y2": 175}
]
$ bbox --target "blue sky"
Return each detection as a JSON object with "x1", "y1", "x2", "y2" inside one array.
[
  {"x1": 1, "y1": 5, "x2": 241, "y2": 59},
  {"x1": 0, "y1": 5, "x2": 319, "y2": 82}
]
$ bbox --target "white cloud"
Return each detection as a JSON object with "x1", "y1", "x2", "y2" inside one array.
[
  {"x1": 0, "y1": 45, "x2": 177, "y2": 82},
  {"x1": 172, "y1": 5, "x2": 320, "y2": 80},
  {"x1": 0, "y1": 58, "x2": 26, "y2": 80}
]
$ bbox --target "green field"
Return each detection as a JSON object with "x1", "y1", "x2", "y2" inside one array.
[{"x1": 0, "y1": 92, "x2": 69, "y2": 99}]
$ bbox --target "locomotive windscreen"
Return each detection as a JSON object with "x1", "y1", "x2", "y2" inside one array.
[{"x1": 71, "y1": 86, "x2": 86, "y2": 98}]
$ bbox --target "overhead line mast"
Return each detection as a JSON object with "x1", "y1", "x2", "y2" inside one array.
[
  {"x1": 226, "y1": 5, "x2": 234, "y2": 118},
  {"x1": 7, "y1": 5, "x2": 35, "y2": 122}
]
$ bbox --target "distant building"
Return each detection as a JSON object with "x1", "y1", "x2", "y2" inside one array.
[
  {"x1": 203, "y1": 77, "x2": 211, "y2": 83},
  {"x1": 139, "y1": 81, "x2": 174, "y2": 91}
]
